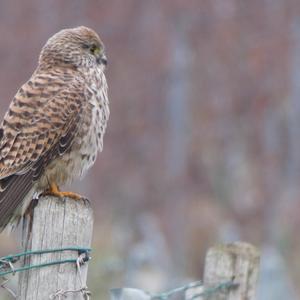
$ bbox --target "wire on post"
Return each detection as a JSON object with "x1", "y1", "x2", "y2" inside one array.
[{"x1": 0, "y1": 247, "x2": 92, "y2": 298}]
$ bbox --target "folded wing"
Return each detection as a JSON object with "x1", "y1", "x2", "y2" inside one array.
[{"x1": 0, "y1": 70, "x2": 85, "y2": 230}]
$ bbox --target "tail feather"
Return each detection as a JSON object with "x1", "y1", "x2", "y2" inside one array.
[{"x1": 0, "y1": 171, "x2": 34, "y2": 232}]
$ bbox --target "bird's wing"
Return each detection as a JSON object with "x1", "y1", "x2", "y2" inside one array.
[{"x1": 0, "y1": 70, "x2": 86, "y2": 229}]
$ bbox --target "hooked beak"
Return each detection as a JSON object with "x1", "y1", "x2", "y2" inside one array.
[{"x1": 97, "y1": 54, "x2": 108, "y2": 66}]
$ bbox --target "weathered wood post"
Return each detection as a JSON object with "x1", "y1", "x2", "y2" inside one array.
[
  {"x1": 193, "y1": 242, "x2": 260, "y2": 300},
  {"x1": 18, "y1": 195, "x2": 93, "y2": 300}
]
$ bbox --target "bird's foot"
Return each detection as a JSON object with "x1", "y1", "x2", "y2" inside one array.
[
  {"x1": 42, "y1": 182, "x2": 82, "y2": 200},
  {"x1": 52, "y1": 191, "x2": 82, "y2": 200}
]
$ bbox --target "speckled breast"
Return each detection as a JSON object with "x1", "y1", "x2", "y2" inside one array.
[
  {"x1": 73, "y1": 68, "x2": 109, "y2": 177},
  {"x1": 39, "y1": 68, "x2": 109, "y2": 188}
]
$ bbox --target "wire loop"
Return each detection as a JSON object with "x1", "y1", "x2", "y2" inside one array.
[{"x1": 0, "y1": 247, "x2": 91, "y2": 277}]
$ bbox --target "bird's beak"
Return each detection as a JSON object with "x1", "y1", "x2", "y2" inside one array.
[{"x1": 97, "y1": 54, "x2": 108, "y2": 66}]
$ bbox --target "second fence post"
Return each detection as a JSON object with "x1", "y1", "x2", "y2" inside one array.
[{"x1": 202, "y1": 242, "x2": 260, "y2": 300}]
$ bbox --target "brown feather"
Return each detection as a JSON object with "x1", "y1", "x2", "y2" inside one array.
[
  {"x1": 0, "y1": 172, "x2": 34, "y2": 230},
  {"x1": 0, "y1": 71, "x2": 85, "y2": 230}
]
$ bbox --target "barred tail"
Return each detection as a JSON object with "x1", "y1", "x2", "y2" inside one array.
[{"x1": 0, "y1": 172, "x2": 34, "y2": 232}]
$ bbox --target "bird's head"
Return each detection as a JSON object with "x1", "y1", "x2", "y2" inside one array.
[{"x1": 39, "y1": 26, "x2": 107, "y2": 70}]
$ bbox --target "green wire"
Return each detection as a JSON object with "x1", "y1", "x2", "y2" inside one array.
[
  {"x1": 1, "y1": 247, "x2": 91, "y2": 262},
  {"x1": 189, "y1": 281, "x2": 239, "y2": 299},
  {"x1": 151, "y1": 281, "x2": 203, "y2": 299},
  {"x1": 0, "y1": 247, "x2": 91, "y2": 277}
]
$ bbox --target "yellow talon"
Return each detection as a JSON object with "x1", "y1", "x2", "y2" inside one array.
[{"x1": 43, "y1": 182, "x2": 82, "y2": 200}]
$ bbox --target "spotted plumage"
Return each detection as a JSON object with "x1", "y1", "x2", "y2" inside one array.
[{"x1": 0, "y1": 26, "x2": 109, "y2": 232}]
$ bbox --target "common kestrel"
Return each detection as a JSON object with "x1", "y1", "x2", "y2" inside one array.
[{"x1": 0, "y1": 26, "x2": 109, "y2": 232}]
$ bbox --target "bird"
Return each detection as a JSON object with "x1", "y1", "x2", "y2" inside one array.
[{"x1": 0, "y1": 26, "x2": 109, "y2": 232}]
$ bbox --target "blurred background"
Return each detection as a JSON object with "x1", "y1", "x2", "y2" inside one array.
[{"x1": 0, "y1": 0, "x2": 300, "y2": 299}]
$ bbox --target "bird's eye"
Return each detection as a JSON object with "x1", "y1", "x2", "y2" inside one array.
[{"x1": 90, "y1": 44, "x2": 101, "y2": 55}]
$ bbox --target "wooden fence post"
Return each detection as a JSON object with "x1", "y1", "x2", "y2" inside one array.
[
  {"x1": 194, "y1": 242, "x2": 260, "y2": 300},
  {"x1": 18, "y1": 195, "x2": 93, "y2": 300}
]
